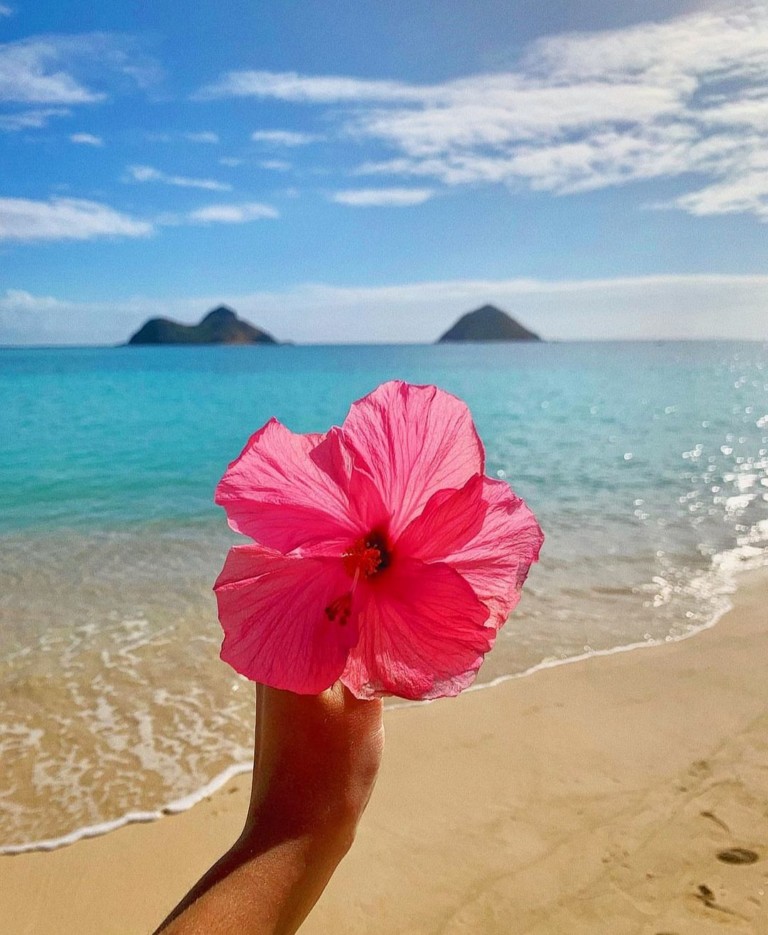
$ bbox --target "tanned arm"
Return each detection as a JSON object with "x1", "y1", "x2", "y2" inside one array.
[{"x1": 155, "y1": 683, "x2": 384, "y2": 935}]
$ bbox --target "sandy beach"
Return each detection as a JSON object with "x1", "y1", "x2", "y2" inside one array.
[{"x1": 2, "y1": 568, "x2": 766, "y2": 935}]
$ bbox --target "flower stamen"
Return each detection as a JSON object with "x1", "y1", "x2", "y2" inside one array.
[
  {"x1": 324, "y1": 592, "x2": 352, "y2": 626},
  {"x1": 342, "y1": 530, "x2": 390, "y2": 580}
]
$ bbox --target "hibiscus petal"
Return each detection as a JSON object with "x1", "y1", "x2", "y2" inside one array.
[
  {"x1": 214, "y1": 545, "x2": 357, "y2": 694},
  {"x1": 396, "y1": 473, "x2": 486, "y2": 560},
  {"x1": 341, "y1": 556, "x2": 492, "y2": 701},
  {"x1": 215, "y1": 418, "x2": 359, "y2": 552},
  {"x1": 442, "y1": 477, "x2": 544, "y2": 629},
  {"x1": 340, "y1": 381, "x2": 484, "y2": 537},
  {"x1": 310, "y1": 428, "x2": 390, "y2": 538}
]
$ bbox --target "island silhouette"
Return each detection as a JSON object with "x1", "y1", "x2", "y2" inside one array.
[
  {"x1": 126, "y1": 303, "x2": 540, "y2": 345},
  {"x1": 437, "y1": 305, "x2": 540, "y2": 342},
  {"x1": 127, "y1": 306, "x2": 278, "y2": 345}
]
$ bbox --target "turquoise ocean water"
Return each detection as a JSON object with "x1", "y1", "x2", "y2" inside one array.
[{"x1": 1, "y1": 341, "x2": 767, "y2": 850}]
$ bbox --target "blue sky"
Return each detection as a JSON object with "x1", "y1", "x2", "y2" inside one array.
[{"x1": 1, "y1": 0, "x2": 767, "y2": 344}]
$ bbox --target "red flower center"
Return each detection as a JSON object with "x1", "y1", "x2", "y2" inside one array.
[{"x1": 342, "y1": 530, "x2": 390, "y2": 580}]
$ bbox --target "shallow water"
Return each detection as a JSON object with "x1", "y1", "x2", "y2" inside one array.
[{"x1": 1, "y1": 341, "x2": 767, "y2": 849}]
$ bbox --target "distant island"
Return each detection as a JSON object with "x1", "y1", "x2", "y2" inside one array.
[
  {"x1": 125, "y1": 301, "x2": 540, "y2": 346},
  {"x1": 438, "y1": 305, "x2": 541, "y2": 342},
  {"x1": 127, "y1": 306, "x2": 278, "y2": 345}
]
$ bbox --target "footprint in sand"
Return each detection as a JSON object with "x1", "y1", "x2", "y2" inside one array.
[{"x1": 716, "y1": 847, "x2": 760, "y2": 865}]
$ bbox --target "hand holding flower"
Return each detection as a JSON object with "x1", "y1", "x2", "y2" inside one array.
[
  {"x1": 214, "y1": 381, "x2": 543, "y2": 699},
  {"x1": 157, "y1": 382, "x2": 541, "y2": 934}
]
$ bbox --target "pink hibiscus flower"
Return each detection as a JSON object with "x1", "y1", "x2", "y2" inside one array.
[{"x1": 214, "y1": 380, "x2": 543, "y2": 701}]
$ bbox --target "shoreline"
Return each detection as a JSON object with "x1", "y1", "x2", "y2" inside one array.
[
  {"x1": 3, "y1": 539, "x2": 765, "y2": 858},
  {"x1": 2, "y1": 567, "x2": 767, "y2": 933}
]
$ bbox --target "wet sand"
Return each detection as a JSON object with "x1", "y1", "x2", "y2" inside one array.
[{"x1": 2, "y1": 569, "x2": 767, "y2": 934}]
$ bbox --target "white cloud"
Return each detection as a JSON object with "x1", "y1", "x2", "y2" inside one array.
[
  {"x1": 70, "y1": 132, "x2": 104, "y2": 146},
  {"x1": 0, "y1": 196, "x2": 152, "y2": 242},
  {"x1": 3, "y1": 275, "x2": 767, "y2": 345},
  {"x1": 0, "y1": 33, "x2": 161, "y2": 134},
  {"x1": 665, "y1": 171, "x2": 768, "y2": 220},
  {"x1": 0, "y1": 37, "x2": 105, "y2": 104},
  {"x1": 331, "y1": 187, "x2": 434, "y2": 207},
  {"x1": 0, "y1": 107, "x2": 70, "y2": 131},
  {"x1": 197, "y1": 71, "x2": 421, "y2": 103},
  {"x1": 258, "y1": 159, "x2": 291, "y2": 171},
  {"x1": 698, "y1": 89, "x2": 768, "y2": 131},
  {"x1": 352, "y1": 82, "x2": 683, "y2": 156},
  {"x1": 521, "y1": 8, "x2": 768, "y2": 85},
  {"x1": 198, "y1": 4, "x2": 768, "y2": 220},
  {"x1": 251, "y1": 129, "x2": 320, "y2": 146},
  {"x1": 127, "y1": 164, "x2": 232, "y2": 192},
  {"x1": 0, "y1": 6, "x2": 14, "y2": 18},
  {"x1": 219, "y1": 156, "x2": 243, "y2": 167},
  {"x1": 186, "y1": 202, "x2": 279, "y2": 223},
  {"x1": 185, "y1": 131, "x2": 219, "y2": 144}
]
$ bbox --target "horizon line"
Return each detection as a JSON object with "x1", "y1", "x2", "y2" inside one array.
[{"x1": 2, "y1": 337, "x2": 766, "y2": 350}]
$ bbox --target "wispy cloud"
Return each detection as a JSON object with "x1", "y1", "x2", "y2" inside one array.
[
  {"x1": 0, "y1": 5, "x2": 14, "y2": 18},
  {"x1": 251, "y1": 129, "x2": 320, "y2": 146},
  {"x1": 197, "y1": 71, "x2": 420, "y2": 103},
  {"x1": 0, "y1": 196, "x2": 151, "y2": 241},
  {"x1": 127, "y1": 164, "x2": 232, "y2": 191},
  {"x1": 258, "y1": 159, "x2": 291, "y2": 171},
  {"x1": 185, "y1": 131, "x2": 219, "y2": 144},
  {"x1": 70, "y1": 132, "x2": 104, "y2": 146},
  {"x1": 331, "y1": 187, "x2": 434, "y2": 207},
  {"x1": 0, "y1": 33, "x2": 161, "y2": 133},
  {"x1": 198, "y1": 5, "x2": 768, "y2": 221},
  {"x1": 0, "y1": 107, "x2": 70, "y2": 131},
  {"x1": 185, "y1": 202, "x2": 279, "y2": 223},
  {"x1": 661, "y1": 167, "x2": 768, "y2": 220},
  {"x1": 0, "y1": 37, "x2": 105, "y2": 104}
]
